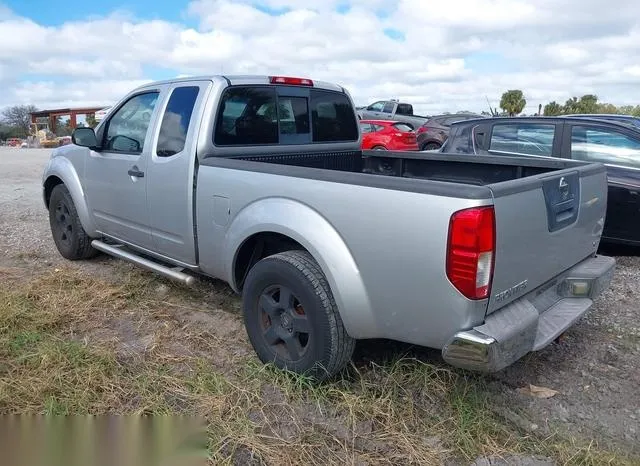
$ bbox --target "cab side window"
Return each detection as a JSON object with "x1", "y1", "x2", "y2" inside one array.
[
  {"x1": 104, "y1": 92, "x2": 159, "y2": 154},
  {"x1": 157, "y1": 86, "x2": 200, "y2": 157}
]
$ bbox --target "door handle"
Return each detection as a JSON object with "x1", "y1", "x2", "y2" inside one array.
[{"x1": 128, "y1": 167, "x2": 144, "y2": 178}]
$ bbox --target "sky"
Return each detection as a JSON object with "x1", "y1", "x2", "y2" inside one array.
[{"x1": 1, "y1": 0, "x2": 640, "y2": 116}]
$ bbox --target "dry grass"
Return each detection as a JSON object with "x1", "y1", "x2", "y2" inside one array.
[{"x1": 0, "y1": 266, "x2": 636, "y2": 465}]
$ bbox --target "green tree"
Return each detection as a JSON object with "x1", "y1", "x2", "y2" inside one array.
[
  {"x1": 499, "y1": 90, "x2": 526, "y2": 116},
  {"x1": 0, "y1": 123, "x2": 21, "y2": 140},
  {"x1": 543, "y1": 101, "x2": 563, "y2": 116},
  {"x1": 597, "y1": 103, "x2": 619, "y2": 114},
  {"x1": 1, "y1": 104, "x2": 38, "y2": 137},
  {"x1": 85, "y1": 113, "x2": 98, "y2": 128},
  {"x1": 578, "y1": 94, "x2": 599, "y2": 113},
  {"x1": 563, "y1": 97, "x2": 580, "y2": 114}
]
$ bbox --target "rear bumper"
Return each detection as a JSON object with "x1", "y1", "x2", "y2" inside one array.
[{"x1": 441, "y1": 254, "x2": 616, "y2": 372}]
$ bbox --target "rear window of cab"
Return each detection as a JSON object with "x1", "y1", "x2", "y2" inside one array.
[{"x1": 213, "y1": 86, "x2": 358, "y2": 146}]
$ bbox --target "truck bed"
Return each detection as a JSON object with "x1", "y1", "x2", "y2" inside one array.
[{"x1": 202, "y1": 149, "x2": 598, "y2": 196}]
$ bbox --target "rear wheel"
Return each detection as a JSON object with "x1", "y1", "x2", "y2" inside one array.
[
  {"x1": 242, "y1": 250, "x2": 355, "y2": 382},
  {"x1": 48, "y1": 184, "x2": 98, "y2": 260},
  {"x1": 422, "y1": 141, "x2": 441, "y2": 151}
]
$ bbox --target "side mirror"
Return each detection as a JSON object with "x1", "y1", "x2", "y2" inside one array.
[{"x1": 72, "y1": 127, "x2": 98, "y2": 149}]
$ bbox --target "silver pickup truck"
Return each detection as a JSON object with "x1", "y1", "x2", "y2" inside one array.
[{"x1": 42, "y1": 75, "x2": 615, "y2": 381}]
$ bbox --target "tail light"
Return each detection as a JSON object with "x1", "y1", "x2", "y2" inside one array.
[
  {"x1": 446, "y1": 206, "x2": 495, "y2": 300},
  {"x1": 269, "y1": 76, "x2": 314, "y2": 86},
  {"x1": 417, "y1": 126, "x2": 427, "y2": 134}
]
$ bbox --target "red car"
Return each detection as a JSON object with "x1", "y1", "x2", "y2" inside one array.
[{"x1": 359, "y1": 119, "x2": 418, "y2": 151}]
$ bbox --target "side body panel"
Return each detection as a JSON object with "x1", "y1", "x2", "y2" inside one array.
[{"x1": 195, "y1": 164, "x2": 490, "y2": 347}]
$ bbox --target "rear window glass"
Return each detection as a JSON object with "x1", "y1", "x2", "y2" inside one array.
[
  {"x1": 214, "y1": 87, "x2": 278, "y2": 145},
  {"x1": 214, "y1": 86, "x2": 357, "y2": 145},
  {"x1": 310, "y1": 89, "x2": 358, "y2": 142},
  {"x1": 489, "y1": 123, "x2": 555, "y2": 156},
  {"x1": 396, "y1": 104, "x2": 413, "y2": 115},
  {"x1": 393, "y1": 123, "x2": 413, "y2": 132},
  {"x1": 277, "y1": 96, "x2": 310, "y2": 136}
]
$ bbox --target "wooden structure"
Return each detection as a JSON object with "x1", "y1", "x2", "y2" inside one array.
[{"x1": 30, "y1": 106, "x2": 104, "y2": 133}]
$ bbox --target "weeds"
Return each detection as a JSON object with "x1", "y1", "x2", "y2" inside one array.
[{"x1": 0, "y1": 266, "x2": 636, "y2": 465}]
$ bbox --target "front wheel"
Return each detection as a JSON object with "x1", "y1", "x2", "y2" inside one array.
[
  {"x1": 48, "y1": 184, "x2": 98, "y2": 260},
  {"x1": 242, "y1": 250, "x2": 356, "y2": 382}
]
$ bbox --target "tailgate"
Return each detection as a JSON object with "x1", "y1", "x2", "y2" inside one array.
[{"x1": 485, "y1": 163, "x2": 608, "y2": 314}]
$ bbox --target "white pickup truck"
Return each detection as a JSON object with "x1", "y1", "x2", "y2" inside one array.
[{"x1": 42, "y1": 75, "x2": 615, "y2": 381}]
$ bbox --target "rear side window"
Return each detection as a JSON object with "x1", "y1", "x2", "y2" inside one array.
[
  {"x1": 157, "y1": 86, "x2": 200, "y2": 157},
  {"x1": 489, "y1": 123, "x2": 555, "y2": 156},
  {"x1": 310, "y1": 89, "x2": 358, "y2": 142},
  {"x1": 571, "y1": 126, "x2": 640, "y2": 168},
  {"x1": 443, "y1": 124, "x2": 474, "y2": 154},
  {"x1": 392, "y1": 123, "x2": 413, "y2": 132}
]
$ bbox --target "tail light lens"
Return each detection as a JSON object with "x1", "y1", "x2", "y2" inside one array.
[
  {"x1": 417, "y1": 126, "x2": 427, "y2": 134},
  {"x1": 446, "y1": 206, "x2": 495, "y2": 300}
]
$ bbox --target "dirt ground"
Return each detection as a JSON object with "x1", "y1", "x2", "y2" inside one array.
[{"x1": 1, "y1": 147, "x2": 639, "y2": 464}]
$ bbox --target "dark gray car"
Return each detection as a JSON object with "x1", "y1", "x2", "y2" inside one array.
[{"x1": 416, "y1": 113, "x2": 485, "y2": 151}]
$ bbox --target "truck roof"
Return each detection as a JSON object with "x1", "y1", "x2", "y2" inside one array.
[{"x1": 131, "y1": 74, "x2": 346, "y2": 94}]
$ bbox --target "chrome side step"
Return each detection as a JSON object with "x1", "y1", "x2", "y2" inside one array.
[{"x1": 91, "y1": 240, "x2": 196, "y2": 287}]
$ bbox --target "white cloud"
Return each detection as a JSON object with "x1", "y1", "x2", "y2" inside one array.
[{"x1": 0, "y1": 0, "x2": 640, "y2": 114}]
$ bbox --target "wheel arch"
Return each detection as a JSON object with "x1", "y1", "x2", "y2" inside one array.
[
  {"x1": 43, "y1": 157, "x2": 98, "y2": 237},
  {"x1": 225, "y1": 198, "x2": 376, "y2": 339}
]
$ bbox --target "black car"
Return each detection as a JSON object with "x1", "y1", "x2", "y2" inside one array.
[{"x1": 440, "y1": 116, "x2": 640, "y2": 246}]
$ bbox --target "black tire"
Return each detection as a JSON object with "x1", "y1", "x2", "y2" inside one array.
[
  {"x1": 48, "y1": 184, "x2": 98, "y2": 260},
  {"x1": 242, "y1": 250, "x2": 356, "y2": 382},
  {"x1": 421, "y1": 141, "x2": 441, "y2": 151},
  {"x1": 372, "y1": 145, "x2": 387, "y2": 150}
]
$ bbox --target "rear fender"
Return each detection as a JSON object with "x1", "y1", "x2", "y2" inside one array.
[
  {"x1": 224, "y1": 197, "x2": 375, "y2": 338},
  {"x1": 43, "y1": 155, "x2": 97, "y2": 237}
]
